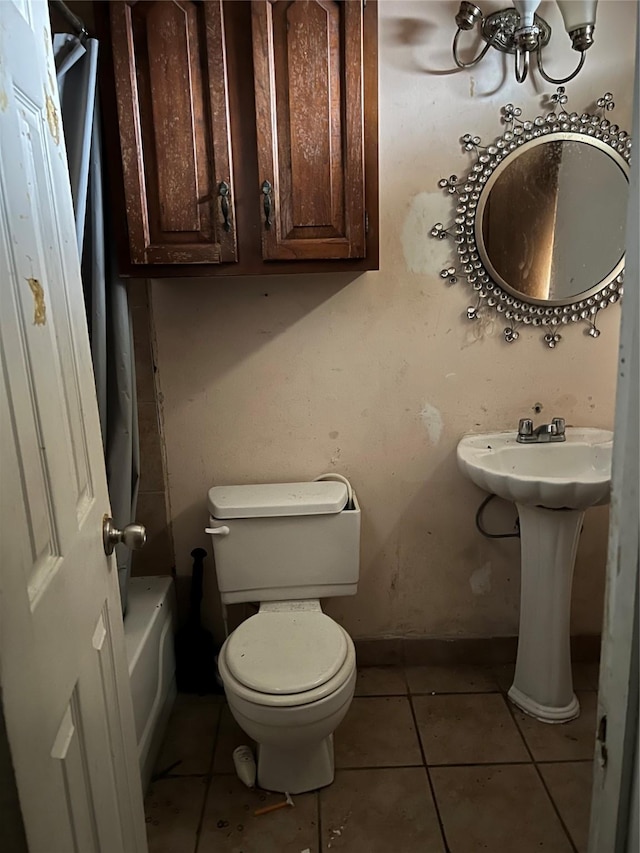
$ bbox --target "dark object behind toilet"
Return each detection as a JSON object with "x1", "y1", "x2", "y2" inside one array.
[{"x1": 175, "y1": 547, "x2": 221, "y2": 694}]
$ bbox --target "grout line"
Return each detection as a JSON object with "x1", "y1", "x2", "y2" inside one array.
[
  {"x1": 153, "y1": 772, "x2": 209, "y2": 779},
  {"x1": 192, "y1": 703, "x2": 225, "y2": 853},
  {"x1": 354, "y1": 692, "x2": 409, "y2": 698},
  {"x1": 332, "y1": 760, "x2": 536, "y2": 772},
  {"x1": 408, "y1": 688, "x2": 501, "y2": 697},
  {"x1": 334, "y1": 762, "x2": 445, "y2": 772},
  {"x1": 503, "y1": 694, "x2": 580, "y2": 853},
  {"x1": 406, "y1": 691, "x2": 451, "y2": 853}
]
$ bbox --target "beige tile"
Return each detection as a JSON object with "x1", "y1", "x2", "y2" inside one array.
[
  {"x1": 540, "y1": 762, "x2": 594, "y2": 853},
  {"x1": 355, "y1": 666, "x2": 407, "y2": 696},
  {"x1": 139, "y1": 439, "x2": 165, "y2": 494},
  {"x1": 334, "y1": 697, "x2": 422, "y2": 768},
  {"x1": 135, "y1": 491, "x2": 170, "y2": 540},
  {"x1": 155, "y1": 693, "x2": 222, "y2": 776},
  {"x1": 198, "y1": 776, "x2": 318, "y2": 852},
  {"x1": 431, "y1": 764, "x2": 573, "y2": 852},
  {"x1": 406, "y1": 665, "x2": 497, "y2": 694},
  {"x1": 413, "y1": 693, "x2": 529, "y2": 765},
  {"x1": 513, "y1": 692, "x2": 597, "y2": 761},
  {"x1": 144, "y1": 775, "x2": 207, "y2": 853},
  {"x1": 320, "y1": 768, "x2": 444, "y2": 852},
  {"x1": 213, "y1": 705, "x2": 256, "y2": 774},
  {"x1": 138, "y1": 402, "x2": 165, "y2": 492},
  {"x1": 138, "y1": 400, "x2": 160, "y2": 441},
  {"x1": 132, "y1": 303, "x2": 156, "y2": 404},
  {"x1": 138, "y1": 403, "x2": 165, "y2": 492},
  {"x1": 132, "y1": 492, "x2": 174, "y2": 576},
  {"x1": 131, "y1": 527, "x2": 174, "y2": 576}
]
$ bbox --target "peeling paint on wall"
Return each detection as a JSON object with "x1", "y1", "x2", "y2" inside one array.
[
  {"x1": 470, "y1": 563, "x2": 492, "y2": 596},
  {"x1": 419, "y1": 402, "x2": 443, "y2": 445},
  {"x1": 26, "y1": 277, "x2": 46, "y2": 325},
  {"x1": 401, "y1": 192, "x2": 439, "y2": 275}
]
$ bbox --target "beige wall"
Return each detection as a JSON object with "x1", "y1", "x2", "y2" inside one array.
[{"x1": 149, "y1": 1, "x2": 637, "y2": 642}]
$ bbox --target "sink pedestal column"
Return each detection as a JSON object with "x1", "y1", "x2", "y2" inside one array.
[{"x1": 508, "y1": 504, "x2": 584, "y2": 723}]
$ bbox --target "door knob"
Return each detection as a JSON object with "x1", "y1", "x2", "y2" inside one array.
[{"x1": 103, "y1": 515, "x2": 147, "y2": 556}]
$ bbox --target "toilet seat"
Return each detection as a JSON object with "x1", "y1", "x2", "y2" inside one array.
[
  {"x1": 220, "y1": 614, "x2": 355, "y2": 708},
  {"x1": 226, "y1": 610, "x2": 348, "y2": 695}
]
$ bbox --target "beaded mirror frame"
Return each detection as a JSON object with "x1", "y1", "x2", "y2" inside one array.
[{"x1": 431, "y1": 87, "x2": 632, "y2": 348}]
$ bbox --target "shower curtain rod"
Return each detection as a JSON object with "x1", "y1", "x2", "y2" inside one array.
[{"x1": 50, "y1": 0, "x2": 89, "y2": 42}]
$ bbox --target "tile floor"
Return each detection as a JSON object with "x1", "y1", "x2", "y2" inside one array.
[{"x1": 145, "y1": 662, "x2": 599, "y2": 853}]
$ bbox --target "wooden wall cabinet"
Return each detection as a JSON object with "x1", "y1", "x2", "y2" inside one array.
[
  {"x1": 252, "y1": 0, "x2": 365, "y2": 261},
  {"x1": 109, "y1": 0, "x2": 237, "y2": 265},
  {"x1": 103, "y1": 0, "x2": 378, "y2": 277}
]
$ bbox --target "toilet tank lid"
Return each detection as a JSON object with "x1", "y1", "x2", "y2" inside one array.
[{"x1": 208, "y1": 481, "x2": 348, "y2": 519}]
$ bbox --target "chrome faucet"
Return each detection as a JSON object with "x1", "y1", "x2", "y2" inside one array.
[{"x1": 517, "y1": 417, "x2": 566, "y2": 443}]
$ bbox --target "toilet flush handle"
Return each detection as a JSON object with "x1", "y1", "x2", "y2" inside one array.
[{"x1": 205, "y1": 526, "x2": 230, "y2": 536}]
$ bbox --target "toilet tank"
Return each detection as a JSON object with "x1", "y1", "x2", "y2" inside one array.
[{"x1": 207, "y1": 481, "x2": 361, "y2": 604}]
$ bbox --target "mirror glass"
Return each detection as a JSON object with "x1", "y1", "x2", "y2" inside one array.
[{"x1": 478, "y1": 138, "x2": 628, "y2": 303}]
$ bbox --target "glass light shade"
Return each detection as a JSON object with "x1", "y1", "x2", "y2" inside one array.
[
  {"x1": 557, "y1": 0, "x2": 598, "y2": 33},
  {"x1": 513, "y1": 0, "x2": 542, "y2": 27}
]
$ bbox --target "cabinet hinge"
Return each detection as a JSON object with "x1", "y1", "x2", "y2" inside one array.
[{"x1": 365, "y1": 211, "x2": 369, "y2": 234}]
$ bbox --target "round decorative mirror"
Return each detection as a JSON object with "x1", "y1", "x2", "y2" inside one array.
[{"x1": 431, "y1": 88, "x2": 632, "y2": 347}]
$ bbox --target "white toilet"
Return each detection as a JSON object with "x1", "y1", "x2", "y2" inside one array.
[{"x1": 207, "y1": 478, "x2": 360, "y2": 794}]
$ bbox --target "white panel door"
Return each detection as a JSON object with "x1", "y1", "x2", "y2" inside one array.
[{"x1": 0, "y1": 2, "x2": 147, "y2": 851}]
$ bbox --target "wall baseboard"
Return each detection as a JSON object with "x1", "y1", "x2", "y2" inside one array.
[{"x1": 354, "y1": 635, "x2": 601, "y2": 666}]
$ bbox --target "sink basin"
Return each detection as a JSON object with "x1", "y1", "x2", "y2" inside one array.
[
  {"x1": 457, "y1": 425, "x2": 613, "y2": 723},
  {"x1": 457, "y1": 427, "x2": 613, "y2": 510}
]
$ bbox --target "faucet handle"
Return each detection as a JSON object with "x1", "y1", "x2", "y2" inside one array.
[
  {"x1": 518, "y1": 418, "x2": 533, "y2": 436},
  {"x1": 551, "y1": 417, "x2": 565, "y2": 435}
]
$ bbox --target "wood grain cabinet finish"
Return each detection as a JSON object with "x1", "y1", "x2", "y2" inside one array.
[
  {"x1": 109, "y1": 0, "x2": 237, "y2": 264},
  {"x1": 252, "y1": 0, "x2": 365, "y2": 260},
  {"x1": 104, "y1": 0, "x2": 378, "y2": 275}
]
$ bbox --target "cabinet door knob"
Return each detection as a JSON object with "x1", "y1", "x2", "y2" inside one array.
[
  {"x1": 261, "y1": 180, "x2": 273, "y2": 229},
  {"x1": 218, "y1": 181, "x2": 232, "y2": 232}
]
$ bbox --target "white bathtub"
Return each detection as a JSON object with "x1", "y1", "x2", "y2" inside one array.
[{"x1": 124, "y1": 576, "x2": 176, "y2": 792}]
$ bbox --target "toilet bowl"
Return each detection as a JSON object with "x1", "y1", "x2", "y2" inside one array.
[
  {"x1": 207, "y1": 477, "x2": 361, "y2": 793},
  {"x1": 217, "y1": 601, "x2": 356, "y2": 793}
]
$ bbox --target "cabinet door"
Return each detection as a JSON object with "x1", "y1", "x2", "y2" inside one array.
[
  {"x1": 252, "y1": 0, "x2": 366, "y2": 261},
  {"x1": 110, "y1": 0, "x2": 236, "y2": 264}
]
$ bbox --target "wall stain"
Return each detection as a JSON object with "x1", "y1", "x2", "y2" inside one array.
[{"x1": 26, "y1": 277, "x2": 46, "y2": 325}]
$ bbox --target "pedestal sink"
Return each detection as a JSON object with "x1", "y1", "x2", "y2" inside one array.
[{"x1": 457, "y1": 427, "x2": 613, "y2": 723}]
